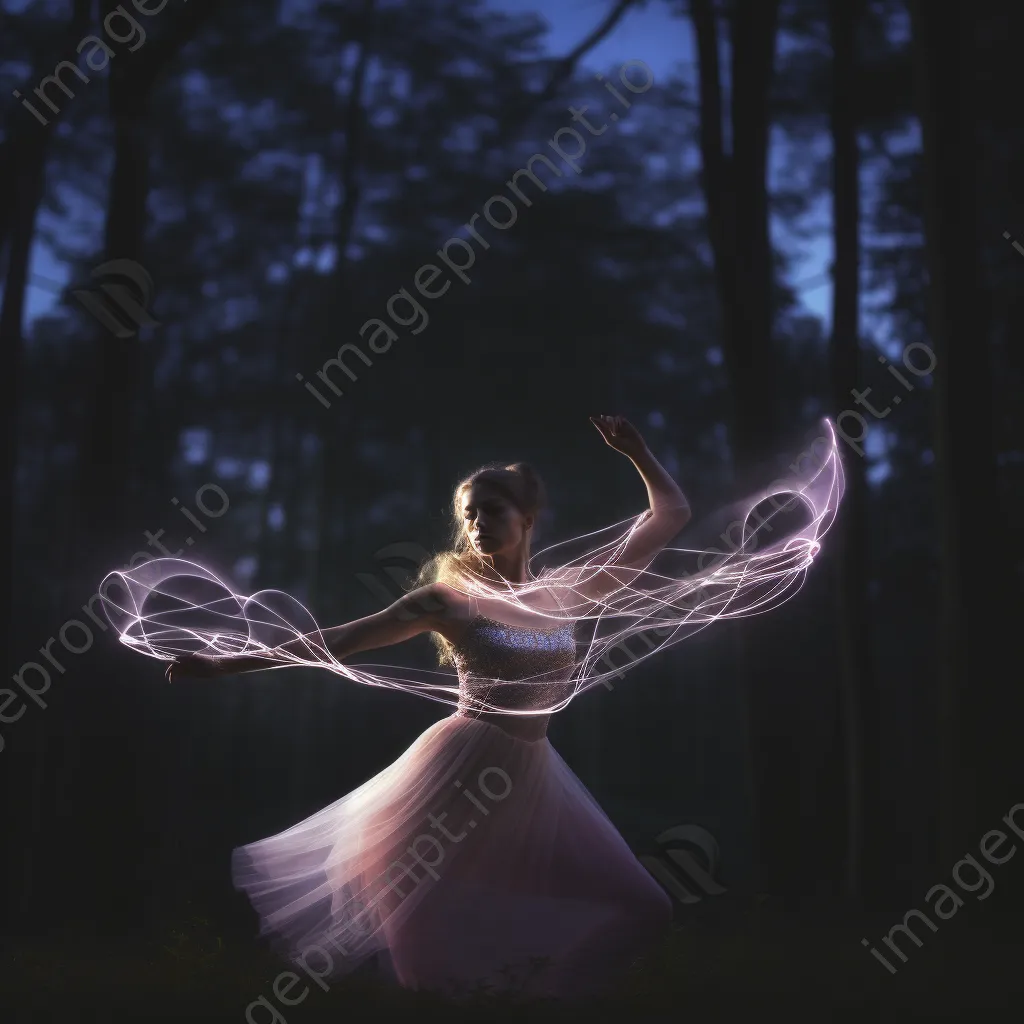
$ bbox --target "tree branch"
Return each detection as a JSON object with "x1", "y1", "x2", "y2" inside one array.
[
  {"x1": 532, "y1": 0, "x2": 640, "y2": 108},
  {"x1": 503, "y1": 0, "x2": 643, "y2": 138}
]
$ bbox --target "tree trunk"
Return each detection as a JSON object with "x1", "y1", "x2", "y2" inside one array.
[
  {"x1": 0, "y1": 0, "x2": 90, "y2": 258},
  {"x1": 77, "y1": 111, "x2": 150, "y2": 551},
  {"x1": 909, "y1": 3, "x2": 1003, "y2": 868},
  {"x1": 0, "y1": 126, "x2": 49, "y2": 605},
  {"x1": 1, "y1": 3, "x2": 93, "y2": 609},
  {"x1": 728, "y1": 0, "x2": 780, "y2": 469},
  {"x1": 76, "y1": 0, "x2": 224, "y2": 561},
  {"x1": 691, "y1": 0, "x2": 785, "y2": 896},
  {"x1": 309, "y1": 0, "x2": 376, "y2": 614},
  {"x1": 828, "y1": 0, "x2": 879, "y2": 905},
  {"x1": 692, "y1": 0, "x2": 781, "y2": 468},
  {"x1": 66, "y1": 0, "x2": 225, "y2": 927},
  {"x1": 0, "y1": 7, "x2": 93, "y2": 915}
]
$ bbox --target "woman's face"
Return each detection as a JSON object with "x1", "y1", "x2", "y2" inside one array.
[{"x1": 461, "y1": 482, "x2": 533, "y2": 557}]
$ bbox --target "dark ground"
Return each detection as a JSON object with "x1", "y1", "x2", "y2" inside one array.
[{"x1": 2, "y1": 894, "x2": 1018, "y2": 1022}]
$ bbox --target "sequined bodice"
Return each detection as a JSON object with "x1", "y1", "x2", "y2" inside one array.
[{"x1": 451, "y1": 614, "x2": 577, "y2": 725}]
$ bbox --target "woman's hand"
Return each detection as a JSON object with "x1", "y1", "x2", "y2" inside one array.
[
  {"x1": 165, "y1": 654, "x2": 223, "y2": 684},
  {"x1": 589, "y1": 414, "x2": 649, "y2": 461}
]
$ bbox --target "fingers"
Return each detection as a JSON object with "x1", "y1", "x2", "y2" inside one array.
[
  {"x1": 606, "y1": 414, "x2": 636, "y2": 436},
  {"x1": 590, "y1": 414, "x2": 626, "y2": 441}
]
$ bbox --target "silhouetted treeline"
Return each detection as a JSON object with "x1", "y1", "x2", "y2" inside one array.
[{"x1": 0, "y1": 0, "x2": 1021, "y2": 953}]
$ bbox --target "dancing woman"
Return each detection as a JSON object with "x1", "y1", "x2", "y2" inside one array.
[{"x1": 106, "y1": 415, "x2": 842, "y2": 999}]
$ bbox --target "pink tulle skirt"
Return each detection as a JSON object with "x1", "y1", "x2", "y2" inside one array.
[{"x1": 232, "y1": 713, "x2": 672, "y2": 999}]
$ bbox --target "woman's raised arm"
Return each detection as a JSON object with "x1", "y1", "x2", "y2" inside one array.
[
  {"x1": 165, "y1": 584, "x2": 451, "y2": 682},
  {"x1": 562, "y1": 416, "x2": 691, "y2": 606}
]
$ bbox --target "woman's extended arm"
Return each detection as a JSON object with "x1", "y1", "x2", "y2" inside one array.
[
  {"x1": 568, "y1": 416, "x2": 691, "y2": 604},
  {"x1": 165, "y1": 584, "x2": 450, "y2": 682}
]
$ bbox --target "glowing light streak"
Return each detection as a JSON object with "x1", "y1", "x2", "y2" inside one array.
[{"x1": 99, "y1": 420, "x2": 844, "y2": 715}]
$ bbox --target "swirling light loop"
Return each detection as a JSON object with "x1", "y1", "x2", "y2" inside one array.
[{"x1": 100, "y1": 419, "x2": 844, "y2": 715}]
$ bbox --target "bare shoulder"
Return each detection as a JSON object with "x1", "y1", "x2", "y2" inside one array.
[
  {"x1": 420, "y1": 581, "x2": 473, "y2": 623},
  {"x1": 419, "y1": 581, "x2": 475, "y2": 646}
]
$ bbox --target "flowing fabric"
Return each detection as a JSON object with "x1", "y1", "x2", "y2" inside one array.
[
  {"x1": 228, "y1": 605, "x2": 673, "y2": 997},
  {"x1": 230, "y1": 715, "x2": 673, "y2": 997},
  {"x1": 98, "y1": 418, "x2": 843, "y2": 998}
]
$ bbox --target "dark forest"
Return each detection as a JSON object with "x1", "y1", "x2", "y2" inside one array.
[{"x1": 1, "y1": 0, "x2": 1022, "y2": 1020}]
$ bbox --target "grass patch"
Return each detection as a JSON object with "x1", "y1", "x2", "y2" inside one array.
[{"x1": 2, "y1": 899, "x2": 1019, "y2": 1021}]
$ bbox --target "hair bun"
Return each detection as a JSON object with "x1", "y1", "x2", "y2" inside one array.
[{"x1": 505, "y1": 461, "x2": 545, "y2": 509}]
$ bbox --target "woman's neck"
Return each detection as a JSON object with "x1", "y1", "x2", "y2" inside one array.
[{"x1": 479, "y1": 550, "x2": 530, "y2": 586}]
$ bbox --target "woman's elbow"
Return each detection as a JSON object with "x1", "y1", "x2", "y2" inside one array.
[{"x1": 651, "y1": 504, "x2": 690, "y2": 533}]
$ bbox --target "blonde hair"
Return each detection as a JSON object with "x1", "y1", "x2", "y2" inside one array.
[{"x1": 413, "y1": 462, "x2": 547, "y2": 665}]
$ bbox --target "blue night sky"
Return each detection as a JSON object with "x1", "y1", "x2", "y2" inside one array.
[
  {"x1": 490, "y1": 0, "x2": 834, "y2": 323},
  {"x1": 22, "y1": 0, "x2": 833, "y2": 326}
]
